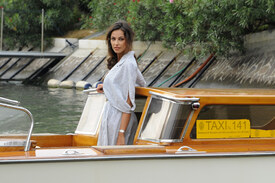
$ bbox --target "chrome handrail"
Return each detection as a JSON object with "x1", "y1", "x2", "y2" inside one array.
[
  {"x1": 83, "y1": 88, "x2": 104, "y2": 95},
  {"x1": 149, "y1": 91, "x2": 199, "y2": 103},
  {"x1": 0, "y1": 97, "x2": 20, "y2": 106},
  {"x1": 83, "y1": 88, "x2": 97, "y2": 94},
  {"x1": 0, "y1": 102, "x2": 34, "y2": 151}
]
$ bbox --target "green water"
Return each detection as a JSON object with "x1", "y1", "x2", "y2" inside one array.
[{"x1": 0, "y1": 83, "x2": 87, "y2": 134}]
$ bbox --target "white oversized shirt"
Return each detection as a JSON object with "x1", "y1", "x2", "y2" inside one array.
[{"x1": 97, "y1": 51, "x2": 146, "y2": 146}]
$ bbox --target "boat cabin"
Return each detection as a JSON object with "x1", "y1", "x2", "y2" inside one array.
[
  {"x1": 135, "y1": 88, "x2": 275, "y2": 153},
  {"x1": 0, "y1": 87, "x2": 275, "y2": 155}
]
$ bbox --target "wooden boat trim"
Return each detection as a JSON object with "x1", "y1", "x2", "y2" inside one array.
[
  {"x1": 1, "y1": 149, "x2": 275, "y2": 164},
  {"x1": 136, "y1": 87, "x2": 275, "y2": 99}
]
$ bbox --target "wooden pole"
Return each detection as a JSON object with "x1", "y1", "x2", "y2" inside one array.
[
  {"x1": 41, "y1": 9, "x2": 44, "y2": 53},
  {"x1": 0, "y1": 8, "x2": 4, "y2": 51}
]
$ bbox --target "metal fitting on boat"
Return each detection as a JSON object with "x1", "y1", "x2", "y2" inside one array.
[{"x1": 192, "y1": 102, "x2": 200, "y2": 110}]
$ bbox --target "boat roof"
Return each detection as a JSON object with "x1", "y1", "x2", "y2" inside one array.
[{"x1": 136, "y1": 87, "x2": 275, "y2": 98}]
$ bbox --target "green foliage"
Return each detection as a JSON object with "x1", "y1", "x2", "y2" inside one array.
[
  {"x1": 2, "y1": 0, "x2": 275, "y2": 55},
  {"x1": 127, "y1": 0, "x2": 165, "y2": 41},
  {"x1": 81, "y1": 0, "x2": 275, "y2": 56},
  {"x1": 161, "y1": 0, "x2": 275, "y2": 55},
  {"x1": 81, "y1": 0, "x2": 129, "y2": 31},
  {"x1": 1, "y1": 0, "x2": 81, "y2": 50}
]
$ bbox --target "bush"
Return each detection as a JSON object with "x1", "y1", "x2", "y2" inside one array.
[
  {"x1": 161, "y1": 0, "x2": 275, "y2": 56},
  {"x1": 81, "y1": 0, "x2": 275, "y2": 56}
]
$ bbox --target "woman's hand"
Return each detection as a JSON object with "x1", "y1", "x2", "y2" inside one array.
[
  {"x1": 96, "y1": 84, "x2": 104, "y2": 93},
  {"x1": 116, "y1": 132, "x2": 125, "y2": 145}
]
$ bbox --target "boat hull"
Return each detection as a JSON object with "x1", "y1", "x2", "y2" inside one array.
[{"x1": 1, "y1": 152, "x2": 275, "y2": 183}]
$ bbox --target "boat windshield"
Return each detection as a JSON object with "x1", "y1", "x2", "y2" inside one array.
[
  {"x1": 138, "y1": 96, "x2": 193, "y2": 142},
  {"x1": 75, "y1": 92, "x2": 106, "y2": 135}
]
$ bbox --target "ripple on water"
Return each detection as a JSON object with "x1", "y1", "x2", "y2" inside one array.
[{"x1": 0, "y1": 83, "x2": 87, "y2": 134}]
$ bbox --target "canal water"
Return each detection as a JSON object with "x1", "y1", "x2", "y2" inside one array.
[{"x1": 0, "y1": 83, "x2": 87, "y2": 134}]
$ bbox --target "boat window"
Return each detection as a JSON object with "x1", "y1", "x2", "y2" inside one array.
[
  {"x1": 134, "y1": 96, "x2": 147, "y2": 122},
  {"x1": 190, "y1": 105, "x2": 275, "y2": 139},
  {"x1": 138, "y1": 97, "x2": 193, "y2": 142}
]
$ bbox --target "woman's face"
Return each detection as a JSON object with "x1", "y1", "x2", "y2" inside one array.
[{"x1": 110, "y1": 29, "x2": 127, "y2": 57}]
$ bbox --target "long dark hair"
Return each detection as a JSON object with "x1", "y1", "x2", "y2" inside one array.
[{"x1": 106, "y1": 20, "x2": 135, "y2": 70}]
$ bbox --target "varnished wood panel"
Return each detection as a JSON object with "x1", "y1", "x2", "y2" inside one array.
[
  {"x1": 73, "y1": 134, "x2": 98, "y2": 146},
  {"x1": 31, "y1": 134, "x2": 73, "y2": 147},
  {"x1": 94, "y1": 145, "x2": 166, "y2": 155}
]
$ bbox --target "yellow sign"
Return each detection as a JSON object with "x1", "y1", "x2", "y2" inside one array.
[
  {"x1": 196, "y1": 119, "x2": 251, "y2": 139},
  {"x1": 250, "y1": 129, "x2": 275, "y2": 138}
]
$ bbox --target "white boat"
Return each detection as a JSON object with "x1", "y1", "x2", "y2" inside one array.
[{"x1": 0, "y1": 87, "x2": 275, "y2": 183}]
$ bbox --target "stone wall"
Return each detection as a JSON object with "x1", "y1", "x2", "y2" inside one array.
[{"x1": 197, "y1": 29, "x2": 275, "y2": 89}]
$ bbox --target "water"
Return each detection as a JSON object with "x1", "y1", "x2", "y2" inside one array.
[{"x1": 0, "y1": 83, "x2": 87, "y2": 134}]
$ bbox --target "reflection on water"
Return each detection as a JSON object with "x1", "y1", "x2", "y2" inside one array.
[{"x1": 0, "y1": 83, "x2": 87, "y2": 134}]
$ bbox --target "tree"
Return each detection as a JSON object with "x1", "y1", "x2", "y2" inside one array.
[
  {"x1": 161, "y1": 0, "x2": 275, "y2": 56},
  {"x1": 81, "y1": 0, "x2": 275, "y2": 56},
  {"x1": 2, "y1": 0, "x2": 275, "y2": 55},
  {"x1": 127, "y1": 0, "x2": 165, "y2": 41},
  {"x1": 80, "y1": 0, "x2": 129, "y2": 31},
  {"x1": 1, "y1": 0, "x2": 81, "y2": 50}
]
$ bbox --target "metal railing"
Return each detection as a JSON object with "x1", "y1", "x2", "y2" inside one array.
[
  {"x1": 0, "y1": 97, "x2": 34, "y2": 151},
  {"x1": 0, "y1": 97, "x2": 20, "y2": 105},
  {"x1": 149, "y1": 91, "x2": 199, "y2": 103}
]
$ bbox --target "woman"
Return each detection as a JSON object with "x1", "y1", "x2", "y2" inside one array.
[{"x1": 96, "y1": 21, "x2": 146, "y2": 146}]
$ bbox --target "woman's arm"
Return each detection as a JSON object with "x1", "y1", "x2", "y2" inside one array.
[{"x1": 116, "y1": 95, "x2": 132, "y2": 145}]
